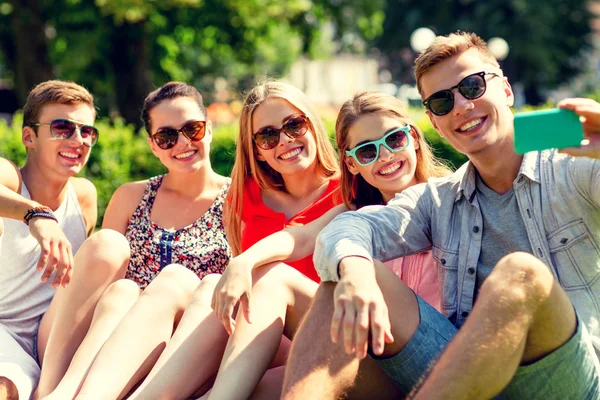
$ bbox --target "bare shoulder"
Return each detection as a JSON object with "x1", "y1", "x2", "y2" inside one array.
[
  {"x1": 111, "y1": 180, "x2": 148, "y2": 205},
  {"x1": 70, "y1": 177, "x2": 97, "y2": 203},
  {"x1": 214, "y1": 173, "x2": 230, "y2": 188},
  {"x1": 0, "y1": 157, "x2": 22, "y2": 192},
  {"x1": 105, "y1": 180, "x2": 149, "y2": 218}
]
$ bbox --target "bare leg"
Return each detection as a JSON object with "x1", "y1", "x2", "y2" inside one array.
[
  {"x1": 196, "y1": 366, "x2": 286, "y2": 400},
  {"x1": 250, "y1": 365, "x2": 285, "y2": 400},
  {"x1": 44, "y1": 280, "x2": 141, "y2": 400},
  {"x1": 282, "y1": 260, "x2": 414, "y2": 400},
  {"x1": 128, "y1": 274, "x2": 229, "y2": 400},
  {"x1": 208, "y1": 263, "x2": 317, "y2": 400},
  {"x1": 74, "y1": 264, "x2": 200, "y2": 400},
  {"x1": 413, "y1": 252, "x2": 576, "y2": 399},
  {"x1": 34, "y1": 229, "x2": 130, "y2": 399}
]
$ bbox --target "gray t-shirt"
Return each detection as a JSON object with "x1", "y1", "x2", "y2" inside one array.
[{"x1": 475, "y1": 172, "x2": 532, "y2": 294}]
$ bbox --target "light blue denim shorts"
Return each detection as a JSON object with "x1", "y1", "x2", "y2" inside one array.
[{"x1": 373, "y1": 294, "x2": 600, "y2": 399}]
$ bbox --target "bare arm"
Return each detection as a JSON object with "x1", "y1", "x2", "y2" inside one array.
[
  {"x1": 0, "y1": 158, "x2": 75, "y2": 287},
  {"x1": 0, "y1": 157, "x2": 39, "y2": 219}
]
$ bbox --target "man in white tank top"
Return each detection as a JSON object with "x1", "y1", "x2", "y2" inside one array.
[{"x1": 0, "y1": 81, "x2": 98, "y2": 400}]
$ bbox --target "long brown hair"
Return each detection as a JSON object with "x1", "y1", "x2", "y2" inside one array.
[
  {"x1": 225, "y1": 80, "x2": 339, "y2": 255},
  {"x1": 336, "y1": 91, "x2": 452, "y2": 209}
]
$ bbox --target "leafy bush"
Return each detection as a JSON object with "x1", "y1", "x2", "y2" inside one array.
[{"x1": 1, "y1": 110, "x2": 467, "y2": 227}]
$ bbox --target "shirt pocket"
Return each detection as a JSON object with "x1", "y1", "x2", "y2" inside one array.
[
  {"x1": 547, "y1": 219, "x2": 600, "y2": 289},
  {"x1": 432, "y1": 246, "x2": 460, "y2": 314}
]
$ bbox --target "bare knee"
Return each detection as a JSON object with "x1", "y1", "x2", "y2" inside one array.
[
  {"x1": 76, "y1": 229, "x2": 130, "y2": 273},
  {"x1": 96, "y1": 279, "x2": 141, "y2": 311},
  {"x1": 200, "y1": 273, "x2": 222, "y2": 289},
  {"x1": 481, "y1": 252, "x2": 554, "y2": 308},
  {"x1": 188, "y1": 273, "x2": 222, "y2": 307},
  {"x1": 140, "y1": 264, "x2": 199, "y2": 309},
  {"x1": 0, "y1": 377, "x2": 19, "y2": 400},
  {"x1": 314, "y1": 281, "x2": 336, "y2": 304}
]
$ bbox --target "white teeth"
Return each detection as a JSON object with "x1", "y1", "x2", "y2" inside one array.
[
  {"x1": 280, "y1": 147, "x2": 302, "y2": 160},
  {"x1": 175, "y1": 150, "x2": 195, "y2": 159},
  {"x1": 59, "y1": 152, "x2": 79, "y2": 159},
  {"x1": 379, "y1": 161, "x2": 403, "y2": 175},
  {"x1": 459, "y1": 118, "x2": 483, "y2": 132}
]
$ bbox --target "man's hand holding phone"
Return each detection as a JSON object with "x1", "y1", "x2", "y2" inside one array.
[{"x1": 558, "y1": 98, "x2": 600, "y2": 160}]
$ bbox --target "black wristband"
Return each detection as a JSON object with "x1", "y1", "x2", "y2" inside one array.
[{"x1": 23, "y1": 206, "x2": 58, "y2": 225}]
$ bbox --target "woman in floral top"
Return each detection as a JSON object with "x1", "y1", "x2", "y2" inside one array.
[{"x1": 41, "y1": 82, "x2": 231, "y2": 400}]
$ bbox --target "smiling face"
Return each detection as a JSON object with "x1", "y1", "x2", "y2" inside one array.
[
  {"x1": 252, "y1": 98, "x2": 318, "y2": 179},
  {"x1": 147, "y1": 96, "x2": 211, "y2": 173},
  {"x1": 345, "y1": 113, "x2": 419, "y2": 202},
  {"x1": 23, "y1": 102, "x2": 95, "y2": 178},
  {"x1": 421, "y1": 49, "x2": 515, "y2": 159}
]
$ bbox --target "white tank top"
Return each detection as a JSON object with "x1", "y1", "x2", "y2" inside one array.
[{"x1": 0, "y1": 180, "x2": 87, "y2": 357}]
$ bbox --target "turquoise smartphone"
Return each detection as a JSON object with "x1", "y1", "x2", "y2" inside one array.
[{"x1": 513, "y1": 108, "x2": 584, "y2": 154}]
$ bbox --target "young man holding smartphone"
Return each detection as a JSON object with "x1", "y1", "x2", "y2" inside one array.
[
  {"x1": 282, "y1": 32, "x2": 600, "y2": 399},
  {"x1": 0, "y1": 81, "x2": 127, "y2": 400}
]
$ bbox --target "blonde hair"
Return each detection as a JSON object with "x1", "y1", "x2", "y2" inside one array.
[
  {"x1": 226, "y1": 81, "x2": 339, "y2": 255},
  {"x1": 414, "y1": 31, "x2": 499, "y2": 96},
  {"x1": 336, "y1": 91, "x2": 452, "y2": 209}
]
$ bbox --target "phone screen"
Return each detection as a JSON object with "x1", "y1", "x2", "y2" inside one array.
[{"x1": 513, "y1": 108, "x2": 584, "y2": 154}]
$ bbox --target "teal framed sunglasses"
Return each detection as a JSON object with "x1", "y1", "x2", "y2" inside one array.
[{"x1": 345, "y1": 126, "x2": 411, "y2": 167}]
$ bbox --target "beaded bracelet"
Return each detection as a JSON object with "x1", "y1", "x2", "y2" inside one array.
[{"x1": 23, "y1": 206, "x2": 58, "y2": 225}]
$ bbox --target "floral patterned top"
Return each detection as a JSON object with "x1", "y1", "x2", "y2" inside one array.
[{"x1": 125, "y1": 175, "x2": 231, "y2": 289}]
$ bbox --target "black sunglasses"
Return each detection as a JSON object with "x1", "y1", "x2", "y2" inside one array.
[
  {"x1": 423, "y1": 71, "x2": 500, "y2": 116},
  {"x1": 30, "y1": 118, "x2": 99, "y2": 147},
  {"x1": 253, "y1": 114, "x2": 310, "y2": 150},
  {"x1": 151, "y1": 120, "x2": 206, "y2": 150}
]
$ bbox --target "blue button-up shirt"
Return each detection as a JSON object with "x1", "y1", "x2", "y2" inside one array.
[{"x1": 315, "y1": 150, "x2": 600, "y2": 351}]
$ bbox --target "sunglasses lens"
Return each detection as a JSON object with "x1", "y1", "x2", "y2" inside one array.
[
  {"x1": 283, "y1": 116, "x2": 308, "y2": 138},
  {"x1": 153, "y1": 130, "x2": 178, "y2": 150},
  {"x1": 181, "y1": 121, "x2": 206, "y2": 141},
  {"x1": 80, "y1": 126, "x2": 99, "y2": 146},
  {"x1": 254, "y1": 128, "x2": 280, "y2": 150},
  {"x1": 386, "y1": 129, "x2": 409, "y2": 150},
  {"x1": 355, "y1": 144, "x2": 378, "y2": 165},
  {"x1": 50, "y1": 119, "x2": 76, "y2": 139},
  {"x1": 428, "y1": 91, "x2": 454, "y2": 116},
  {"x1": 459, "y1": 74, "x2": 486, "y2": 99}
]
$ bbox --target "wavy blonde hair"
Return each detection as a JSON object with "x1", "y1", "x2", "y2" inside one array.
[
  {"x1": 226, "y1": 81, "x2": 339, "y2": 255},
  {"x1": 336, "y1": 91, "x2": 452, "y2": 209}
]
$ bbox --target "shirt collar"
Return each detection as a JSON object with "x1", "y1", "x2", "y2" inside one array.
[{"x1": 454, "y1": 151, "x2": 541, "y2": 203}]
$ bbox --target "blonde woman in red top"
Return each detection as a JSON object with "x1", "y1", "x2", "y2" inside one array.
[{"x1": 207, "y1": 91, "x2": 452, "y2": 399}]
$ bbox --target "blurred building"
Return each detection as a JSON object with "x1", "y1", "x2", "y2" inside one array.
[{"x1": 284, "y1": 54, "x2": 381, "y2": 106}]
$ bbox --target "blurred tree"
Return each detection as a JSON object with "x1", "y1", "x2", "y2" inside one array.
[
  {"x1": 0, "y1": 0, "x2": 385, "y2": 127},
  {"x1": 5, "y1": 0, "x2": 54, "y2": 105},
  {"x1": 377, "y1": 0, "x2": 593, "y2": 104}
]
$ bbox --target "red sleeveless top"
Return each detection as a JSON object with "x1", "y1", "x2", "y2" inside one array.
[{"x1": 241, "y1": 176, "x2": 341, "y2": 282}]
